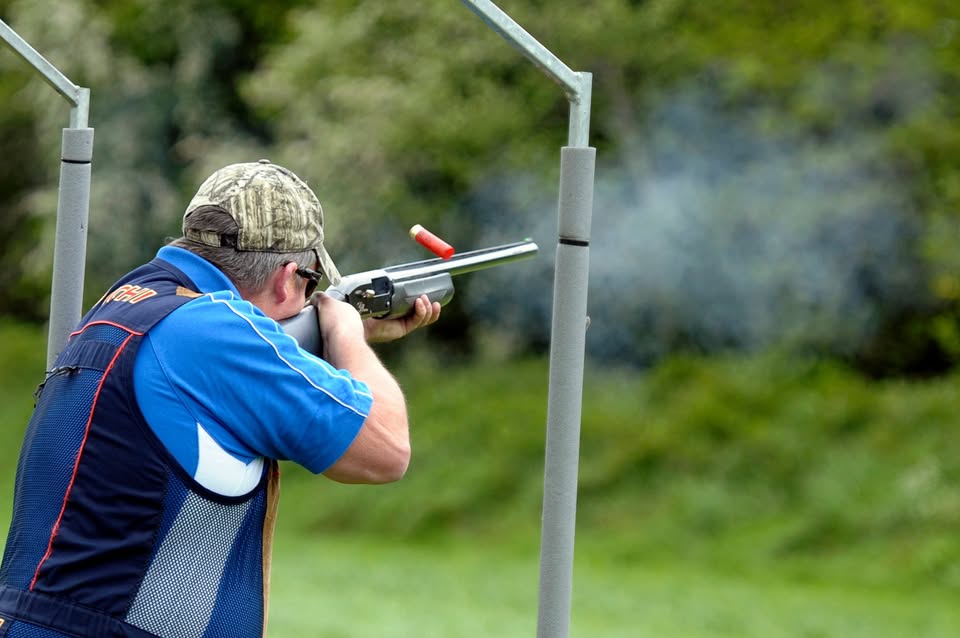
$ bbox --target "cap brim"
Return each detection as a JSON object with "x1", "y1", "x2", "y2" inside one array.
[{"x1": 316, "y1": 245, "x2": 341, "y2": 287}]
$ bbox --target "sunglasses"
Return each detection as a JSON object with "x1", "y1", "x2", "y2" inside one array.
[{"x1": 295, "y1": 266, "x2": 322, "y2": 299}]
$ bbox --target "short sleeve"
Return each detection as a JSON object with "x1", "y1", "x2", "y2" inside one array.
[{"x1": 141, "y1": 292, "x2": 372, "y2": 474}]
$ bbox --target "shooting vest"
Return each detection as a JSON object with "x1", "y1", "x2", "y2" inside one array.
[{"x1": 0, "y1": 258, "x2": 278, "y2": 638}]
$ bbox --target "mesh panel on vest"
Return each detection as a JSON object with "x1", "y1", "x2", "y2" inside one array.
[
  {"x1": 71, "y1": 323, "x2": 130, "y2": 347},
  {"x1": 201, "y1": 490, "x2": 267, "y2": 638},
  {"x1": 125, "y1": 471, "x2": 263, "y2": 638},
  {"x1": 7, "y1": 621, "x2": 73, "y2": 638},
  {"x1": 0, "y1": 368, "x2": 101, "y2": 588}
]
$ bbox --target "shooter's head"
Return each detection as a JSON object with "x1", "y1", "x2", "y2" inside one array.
[{"x1": 180, "y1": 159, "x2": 341, "y2": 288}]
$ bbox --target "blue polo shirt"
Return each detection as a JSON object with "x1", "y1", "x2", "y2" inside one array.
[{"x1": 133, "y1": 246, "x2": 371, "y2": 495}]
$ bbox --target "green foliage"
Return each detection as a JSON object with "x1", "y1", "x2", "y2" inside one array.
[
  {"x1": 0, "y1": 318, "x2": 45, "y2": 407},
  {"x1": 0, "y1": 67, "x2": 49, "y2": 320},
  {"x1": 662, "y1": 0, "x2": 960, "y2": 371},
  {"x1": 270, "y1": 345, "x2": 960, "y2": 590},
  {"x1": 240, "y1": 0, "x2": 566, "y2": 267},
  {"x1": 0, "y1": 318, "x2": 45, "y2": 526},
  {"x1": 3, "y1": 1, "x2": 960, "y2": 372},
  {"x1": 1, "y1": 0, "x2": 316, "y2": 304}
]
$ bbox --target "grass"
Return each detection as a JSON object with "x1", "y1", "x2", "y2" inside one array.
[
  {"x1": 268, "y1": 533, "x2": 540, "y2": 637},
  {"x1": 0, "y1": 318, "x2": 46, "y2": 534},
  {"x1": 1, "y1": 320, "x2": 959, "y2": 636},
  {"x1": 266, "y1": 532, "x2": 960, "y2": 637}
]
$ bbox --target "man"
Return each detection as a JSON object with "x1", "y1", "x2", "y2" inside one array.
[{"x1": 0, "y1": 160, "x2": 440, "y2": 637}]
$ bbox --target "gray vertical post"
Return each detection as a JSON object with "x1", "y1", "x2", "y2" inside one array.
[
  {"x1": 48, "y1": 127, "x2": 93, "y2": 366},
  {"x1": 459, "y1": 3, "x2": 595, "y2": 637},
  {"x1": 0, "y1": 19, "x2": 93, "y2": 367},
  {"x1": 539, "y1": 145, "x2": 594, "y2": 638}
]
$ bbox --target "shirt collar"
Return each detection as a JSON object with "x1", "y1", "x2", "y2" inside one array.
[{"x1": 156, "y1": 245, "x2": 242, "y2": 297}]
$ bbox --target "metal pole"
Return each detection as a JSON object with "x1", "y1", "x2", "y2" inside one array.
[
  {"x1": 458, "y1": 0, "x2": 580, "y2": 98},
  {"x1": 538, "y1": 145, "x2": 594, "y2": 638},
  {"x1": 1, "y1": 18, "x2": 93, "y2": 366},
  {"x1": 48, "y1": 128, "x2": 93, "y2": 366},
  {"x1": 459, "y1": 3, "x2": 595, "y2": 637}
]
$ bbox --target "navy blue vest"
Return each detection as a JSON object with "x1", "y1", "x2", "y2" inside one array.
[{"x1": 0, "y1": 259, "x2": 277, "y2": 638}]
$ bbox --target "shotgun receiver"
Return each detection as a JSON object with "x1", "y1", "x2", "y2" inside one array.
[{"x1": 280, "y1": 239, "x2": 539, "y2": 355}]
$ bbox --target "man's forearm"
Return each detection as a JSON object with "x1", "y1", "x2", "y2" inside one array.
[{"x1": 322, "y1": 334, "x2": 411, "y2": 484}]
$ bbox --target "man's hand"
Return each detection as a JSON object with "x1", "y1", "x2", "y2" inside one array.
[
  {"x1": 312, "y1": 292, "x2": 367, "y2": 364},
  {"x1": 363, "y1": 294, "x2": 441, "y2": 343}
]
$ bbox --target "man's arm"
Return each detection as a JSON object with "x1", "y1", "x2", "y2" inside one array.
[{"x1": 315, "y1": 293, "x2": 439, "y2": 483}]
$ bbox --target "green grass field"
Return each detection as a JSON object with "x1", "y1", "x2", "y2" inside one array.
[
  {"x1": 265, "y1": 531, "x2": 960, "y2": 637},
  {"x1": 1, "y1": 319, "x2": 958, "y2": 636}
]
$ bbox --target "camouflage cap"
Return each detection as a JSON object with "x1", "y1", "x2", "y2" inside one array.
[{"x1": 183, "y1": 159, "x2": 341, "y2": 285}]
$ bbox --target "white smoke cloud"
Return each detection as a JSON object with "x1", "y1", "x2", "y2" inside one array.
[{"x1": 465, "y1": 84, "x2": 925, "y2": 367}]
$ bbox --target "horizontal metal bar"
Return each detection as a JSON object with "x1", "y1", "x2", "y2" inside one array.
[
  {"x1": 0, "y1": 18, "x2": 88, "y2": 126},
  {"x1": 459, "y1": 0, "x2": 580, "y2": 98}
]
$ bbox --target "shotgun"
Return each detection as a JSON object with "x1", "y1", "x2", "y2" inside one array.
[{"x1": 280, "y1": 239, "x2": 539, "y2": 355}]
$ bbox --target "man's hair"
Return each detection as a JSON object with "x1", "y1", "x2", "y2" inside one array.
[{"x1": 169, "y1": 205, "x2": 315, "y2": 293}]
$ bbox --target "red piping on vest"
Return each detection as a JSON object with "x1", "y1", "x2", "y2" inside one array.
[{"x1": 29, "y1": 324, "x2": 143, "y2": 591}]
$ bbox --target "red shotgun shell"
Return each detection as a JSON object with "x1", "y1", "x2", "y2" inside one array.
[{"x1": 409, "y1": 224, "x2": 455, "y2": 259}]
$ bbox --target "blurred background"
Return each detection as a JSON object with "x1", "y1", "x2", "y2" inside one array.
[{"x1": 1, "y1": 1, "x2": 959, "y2": 636}]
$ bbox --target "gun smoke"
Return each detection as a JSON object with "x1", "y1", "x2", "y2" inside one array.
[{"x1": 464, "y1": 86, "x2": 925, "y2": 368}]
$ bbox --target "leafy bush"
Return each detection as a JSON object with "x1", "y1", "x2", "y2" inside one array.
[
  {"x1": 3, "y1": 1, "x2": 960, "y2": 371},
  {"x1": 1, "y1": 315, "x2": 958, "y2": 591},
  {"x1": 273, "y1": 345, "x2": 960, "y2": 588}
]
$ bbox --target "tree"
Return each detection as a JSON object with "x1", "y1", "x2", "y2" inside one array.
[
  {"x1": 3, "y1": 0, "x2": 959, "y2": 373},
  {"x1": 1, "y1": 0, "x2": 312, "y2": 311}
]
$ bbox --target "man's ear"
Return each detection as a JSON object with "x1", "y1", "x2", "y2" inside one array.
[{"x1": 273, "y1": 261, "x2": 300, "y2": 304}]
